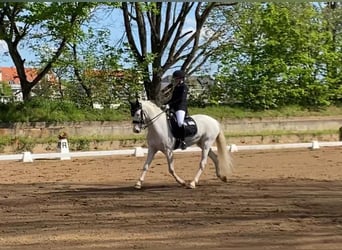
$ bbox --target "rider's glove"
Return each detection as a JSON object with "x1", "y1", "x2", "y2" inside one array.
[{"x1": 161, "y1": 104, "x2": 169, "y2": 111}]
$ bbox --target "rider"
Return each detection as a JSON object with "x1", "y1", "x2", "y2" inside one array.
[{"x1": 166, "y1": 70, "x2": 188, "y2": 150}]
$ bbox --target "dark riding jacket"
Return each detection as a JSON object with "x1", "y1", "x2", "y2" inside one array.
[{"x1": 167, "y1": 81, "x2": 188, "y2": 112}]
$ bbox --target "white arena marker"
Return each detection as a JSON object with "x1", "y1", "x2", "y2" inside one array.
[
  {"x1": 22, "y1": 151, "x2": 33, "y2": 163},
  {"x1": 311, "y1": 140, "x2": 320, "y2": 150},
  {"x1": 229, "y1": 144, "x2": 238, "y2": 152},
  {"x1": 134, "y1": 146, "x2": 145, "y2": 157},
  {"x1": 57, "y1": 138, "x2": 71, "y2": 160}
]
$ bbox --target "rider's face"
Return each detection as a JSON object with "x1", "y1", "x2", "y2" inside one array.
[{"x1": 172, "y1": 77, "x2": 182, "y2": 85}]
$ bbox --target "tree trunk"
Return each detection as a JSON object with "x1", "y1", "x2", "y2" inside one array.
[
  {"x1": 20, "y1": 80, "x2": 33, "y2": 101},
  {"x1": 121, "y1": 2, "x2": 237, "y2": 101}
]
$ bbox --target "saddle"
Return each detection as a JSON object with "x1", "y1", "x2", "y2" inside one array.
[{"x1": 167, "y1": 111, "x2": 198, "y2": 149}]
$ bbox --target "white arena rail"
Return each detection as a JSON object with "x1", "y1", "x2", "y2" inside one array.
[{"x1": 0, "y1": 140, "x2": 341, "y2": 162}]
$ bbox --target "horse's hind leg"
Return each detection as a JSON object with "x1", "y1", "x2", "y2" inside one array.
[
  {"x1": 135, "y1": 148, "x2": 157, "y2": 189},
  {"x1": 208, "y1": 149, "x2": 220, "y2": 178},
  {"x1": 189, "y1": 147, "x2": 211, "y2": 189}
]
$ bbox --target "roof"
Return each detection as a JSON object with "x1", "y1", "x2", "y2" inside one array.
[{"x1": 0, "y1": 67, "x2": 38, "y2": 84}]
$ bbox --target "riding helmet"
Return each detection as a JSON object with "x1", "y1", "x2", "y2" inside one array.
[{"x1": 172, "y1": 70, "x2": 185, "y2": 79}]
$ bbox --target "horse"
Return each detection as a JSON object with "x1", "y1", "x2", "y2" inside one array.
[{"x1": 129, "y1": 99, "x2": 233, "y2": 189}]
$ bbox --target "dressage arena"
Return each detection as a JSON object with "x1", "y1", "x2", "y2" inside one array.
[{"x1": 0, "y1": 147, "x2": 342, "y2": 249}]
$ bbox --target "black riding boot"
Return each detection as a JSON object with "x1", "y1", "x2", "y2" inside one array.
[{"x1": 180, "y1": 125, "x2": 187, "y2": 150}]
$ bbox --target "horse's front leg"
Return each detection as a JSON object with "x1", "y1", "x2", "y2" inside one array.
[
  {"x1": 135, "y1": 148, "x2": 157, "y2": 189},
  {"x1": 165, "y1": 148, "x2": 186, "y2": 186}
]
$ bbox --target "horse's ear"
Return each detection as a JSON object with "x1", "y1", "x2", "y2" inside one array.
[
  {"x1": 128, "y1": 96, "x2": 142, "y2": 116},
  {"x1": 128, "y1": 96, "x2": 138, "y2": 105},
  {"x1": 128, "y1": 93, "x2": 140, "y2": 104}
]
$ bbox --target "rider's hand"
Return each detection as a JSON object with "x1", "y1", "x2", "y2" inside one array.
[{"x1": 161, "y1": 104, "x2": 169, "y2": 111}]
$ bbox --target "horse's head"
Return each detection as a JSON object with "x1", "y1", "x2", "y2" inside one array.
[
  {"x1": 129, "y1": 99, "x2": 144, "y2": 133},
  {"x1": 129, "y1": 99, "x2": 164, "y2": 133}
]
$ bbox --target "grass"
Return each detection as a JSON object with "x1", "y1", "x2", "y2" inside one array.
[
  {"x1": 0, "y1": 99, "x2": 129, "y2": 123},
  {"x1": 1, "y1": 98, "x2": 342, "y2": 123},
  {"x1": 189, "y1": 105, "x2": 342, "y2": 120}
]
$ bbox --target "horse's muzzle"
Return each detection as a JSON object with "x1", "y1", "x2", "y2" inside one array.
[{"x1": 133, "y1": 124, "x2": 141, "y2": 133}]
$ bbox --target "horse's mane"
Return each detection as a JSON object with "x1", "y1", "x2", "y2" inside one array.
[{"x1": 141, "y1": 100, "x2": 161, "y2": 111}]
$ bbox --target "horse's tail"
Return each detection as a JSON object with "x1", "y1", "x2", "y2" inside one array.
[{"x1": 215, "y1": 130, "x2": 233, "y2": 182}]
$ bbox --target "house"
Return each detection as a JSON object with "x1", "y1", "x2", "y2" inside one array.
[{"x1": 0, "y1": 66, "x2": 56, "y2": 102}]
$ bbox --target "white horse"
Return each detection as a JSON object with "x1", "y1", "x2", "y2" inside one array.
[{"x1": 129, "y1": 100, "x2": 233, "y2": 189}]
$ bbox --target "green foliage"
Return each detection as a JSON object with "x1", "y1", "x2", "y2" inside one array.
[
  {"x1": 0, "y1": 136, "x2": 36, "y2": 153},
  {"x1": 0, "y1": 2, "x2": 100, "y2": 100},
  {"x1": 211, "y1": 3, "x2": 342, "y2": 110},
  {"x1": 2, "y1": 2, "x2": 341, "y2": 111},
  {"x1": 189, "y1": 104, "x2": 342, "y2": 120},
  {"x1": 0, "y1": 97, "x2": 130, "y2": 123},
  {"x1": 0, "y1": 82, "x2": 12, "y2": 96},
  {"x1": 69, "y1": 138, "x2": 90, "y2": 151},
  {"x1": 14, "y1": 137, "x2": 35, "y2": 152},
  {"x1": 52, "y1": 23, "x2": 144, "y2": 109},
  {"x1": 0, "y1": 136, "x2": 11, "y2": 153},
  {"x1": 1, "y1": 97, "x2": 342, "y2": 123}
]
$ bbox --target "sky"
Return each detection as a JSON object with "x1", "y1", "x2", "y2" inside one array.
[
  {"x1": 0, "y1": 4, "x2": 199, "y2": 74},
  {"x1": 0, "y1": 41, "x2": 16, "y2": 67},
  {"x1": 0, "y1": 7, "x2": 125, "y2": 67}
]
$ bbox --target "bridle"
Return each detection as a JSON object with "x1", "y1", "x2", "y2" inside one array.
[
  {"x1": 132, "y1": 108, "x2": 146, "y2": 129},
  {"x1": 132, "y1": 104, "x2": 165, "y2": 130}
]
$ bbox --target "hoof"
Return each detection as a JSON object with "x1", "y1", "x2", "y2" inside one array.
[
  {"x1": 179, "y1": 181, "x2": 187, "y2": 187},
  {"x1": 134, "y1": 182, "x2": 142, "y2": 189},
  {"x1": 220, "y1": 176, "x2": 228, "y2": 182},
  {"x1": 188, "y1": 181, "x2": 196, "y2": 189}
]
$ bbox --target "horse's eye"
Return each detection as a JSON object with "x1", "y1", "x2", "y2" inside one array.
[
  {"x1": 130, "y1": 108, "x2": 137, "y2": 117},
  {"x1": 134, "y1": 110, "x2": 141, "y2": 119}
]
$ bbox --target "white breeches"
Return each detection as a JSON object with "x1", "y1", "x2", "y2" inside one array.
[{"x1": 175, "y1": 110, "x2": 186, "y2": 127}]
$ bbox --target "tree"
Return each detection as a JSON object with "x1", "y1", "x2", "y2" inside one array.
[
  {"x1": 120, "y1": 2, "x2": 236, "y2": 102},
  {"x1": 62, "y1": 27, "x2": 122, "y2": 108},
  {"x1": 213, "y1": 3, "x2": 335, "y2": 110},
  {"x1": 320, "y1": 2, "x2": 342, "y2": 103},
  {"x1": 0, "y1": 2, "x2": 96, "y2": 101},
  {"x1": 51, "y1": 24, "x2": 143, "y2": 108}
]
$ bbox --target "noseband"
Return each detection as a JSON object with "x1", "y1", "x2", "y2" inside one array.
[{"x1": 132, "y1": 109, "x2": 146, "y2": 129}]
